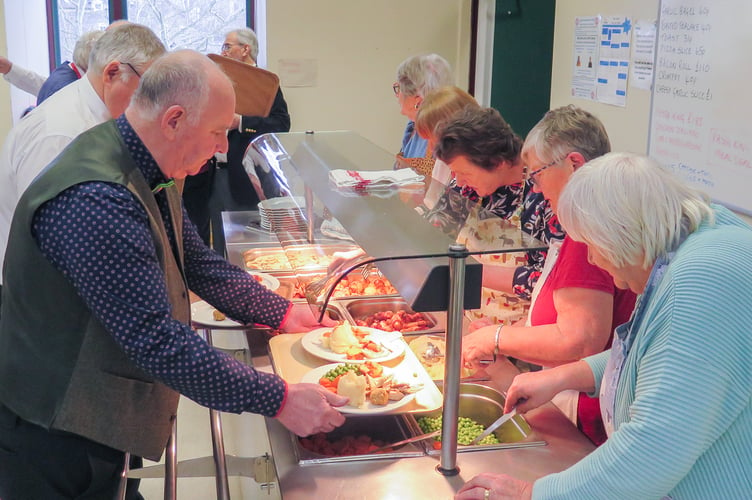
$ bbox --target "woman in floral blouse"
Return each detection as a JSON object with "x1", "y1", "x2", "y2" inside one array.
[{"x1": 434, "y1": 107, "x2": 564, "y2": 300}]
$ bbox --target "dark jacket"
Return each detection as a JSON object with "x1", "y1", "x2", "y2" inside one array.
[
  {"x1": 226, "y1": 87, "x2": 290, "y2": 208},
  {"x1": 36, "y1": 61, "x2": 81, "y2": 105},
  {"x1": 0, "y1": 120, "x2": 188, "y2": 460}
]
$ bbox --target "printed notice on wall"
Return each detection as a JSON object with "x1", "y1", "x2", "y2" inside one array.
[
  {"x1": 596, "y1": 16, "x2": 632, "y2": 106},
  {"x1": 278, "y1": 59, "x2": 318, "y2": 88},
  {"x1": 631, "y1": 19, "x2": 657, "y2": 90},
  {"x1": 570, "y1": 16, "x2": 601, "y2": 101}
]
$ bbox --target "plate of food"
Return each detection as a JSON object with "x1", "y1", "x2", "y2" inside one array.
[
  {"x1": 301, "y1": 323, "x2": 405, "y2": 363},
  {"x1": 190, "y1": 300, "x2": 243, "y2": 327},
  {"x1": 246, "y1": 270, "x2": 280, "y2": 291},
  {"x1": 301, "y1": 361, "x2": 420, "y2": 414}
]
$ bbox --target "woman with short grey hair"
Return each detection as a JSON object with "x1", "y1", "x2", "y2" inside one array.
[
  {"x1": 456, "y1": 152, "x2": 752, "y2": 499},
  {"x1": 393, "y1": 53, "x2": 453, "y2": 177}
]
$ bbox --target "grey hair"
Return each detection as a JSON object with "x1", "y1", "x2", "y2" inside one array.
[
  {"x1": 88, "y1": 23, "x2": 166, "y2": 83},
  {"x1": 228, "y1": 28, "x2": 259, "y2": 61},
  {"x1": 522, "y1": 105, "x2": 611, "y2": 165},
  {"x1": 396, "y1": 53, "x2": 453, "y2": 98},
  {"x1": 130, "y1": 50, "x2": 214, "y2": 126},
  {"x1": 72, "y1": 30, "x2": 103, "y2": 72},
  {"x1": 557, "y1": 152, "x2": 714, "y2": 270}
]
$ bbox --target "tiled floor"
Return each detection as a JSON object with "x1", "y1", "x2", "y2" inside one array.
[{"x1": 137, "y1": 330, "x2": 282, "y2": 500}]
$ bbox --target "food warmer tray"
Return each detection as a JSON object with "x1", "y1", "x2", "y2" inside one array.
[{"x1": 291, "y1": 414, "x2": 425, "y2": 465}]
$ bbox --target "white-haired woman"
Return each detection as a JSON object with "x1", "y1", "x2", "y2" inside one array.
[
  {"x1": 456, "y1": 152, "x2": 752, "y2": 499},
  {"x1": 461, "y1": 106, "x2": 636, "y2": 446},
  {"x1": 393, "y1": 53, "x2": 453, "y2": 177}
]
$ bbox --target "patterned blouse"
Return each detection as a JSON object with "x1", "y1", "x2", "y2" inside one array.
[{"x1": 458, "y1": 180, "x2": 565, "y2": 299}]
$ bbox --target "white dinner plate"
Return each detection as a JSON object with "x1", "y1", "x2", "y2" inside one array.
[
  {"x1": 300, "y1": 326, "x2": 405, "y2": 363},
  {"x1": 300, "y1": 363, "x2": 415, "y2": 414},
  {"x1": 190, "y1": 300, "x2": 243, "y2": 328},
  {"x1": 258, "y1": 196, "x2": 306, "y2": 211},
  {"x1": 246, "y1": 271, "x2": 281, "y2": 291}
]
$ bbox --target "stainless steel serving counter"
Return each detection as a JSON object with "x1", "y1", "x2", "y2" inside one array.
[
  {"x1": 246, "y1": 342, "x2": 595, "y2": 499},
  {"x1": 226, "y1": 206, "x2": 595, "y2": 498}
]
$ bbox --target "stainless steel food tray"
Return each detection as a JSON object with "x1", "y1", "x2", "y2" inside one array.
[
  {"x1": 336, "y1": 297, "x2": 445, "y2": 336},
  {"x1": 233, "y1": 243, "x2": 359, "y2": 273},
  {"x1": 291, "y1": 414, "x2": 425, "y2": 465},
  {"x1": 412, "y1": 383, "x2": 546, "y2": 454}
]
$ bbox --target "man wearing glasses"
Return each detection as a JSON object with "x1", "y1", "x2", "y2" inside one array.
[
  {"x1": 0, "y1": 22, "x2": 166, "y2": 309},
  {"x1": 182, "y1": 27, "x2": 290, "y2": 252}
]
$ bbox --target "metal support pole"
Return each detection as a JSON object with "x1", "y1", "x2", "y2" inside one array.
[
  {"x1": 116, "y1": 452, "x2": 130, "y2": 500},
  {"x1": 437, "y1": 243, "x2": 467, "y2": 475},
  {"x1": 164, "y1": 416, "x2": 177, "y2": 500},
  {"x1": 204, "y1": 328, "x2": 232, "y2": 500}
]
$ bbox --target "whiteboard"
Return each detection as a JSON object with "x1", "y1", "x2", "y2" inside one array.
[{"x1": 648, "y1": 1, "x2": 752, "y2": 214}]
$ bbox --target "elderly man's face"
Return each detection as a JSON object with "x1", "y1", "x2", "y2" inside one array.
[
  {"x1": 221, "y1": 33, "x2": 248, "y2": 63},
  {"x1": 168, "y1": 78, "x2": 235, "y2": 179}
]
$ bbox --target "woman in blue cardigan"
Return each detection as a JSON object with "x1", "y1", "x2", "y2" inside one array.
[{"x1": 456, "y1": 152, "x2": 752, "y2": 499}]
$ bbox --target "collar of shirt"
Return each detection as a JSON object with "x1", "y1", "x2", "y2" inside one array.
[
  {"x1": 78, "y1": 76, "x2": 111, "y2": 125},
  {"x1": 115, "y1": 115, "x2": 170, "y2": 192}
]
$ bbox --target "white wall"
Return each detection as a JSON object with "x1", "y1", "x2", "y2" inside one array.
[
  {"x1": 1, "y1": 1, "x2": 472, "y2": 154},
  {"x1": 1, "y1": 0, "x2": 48, "y2": 129},
  {"x1": 551, "y1": 1, "x2": 659, "y2": 154},
  {"x1": 265, "y1": 0, "x2": 472, "y2": 153}
]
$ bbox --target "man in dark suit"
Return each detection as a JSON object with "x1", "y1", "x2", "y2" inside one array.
[{"x1": 183, "y1": 28, "x2": 290, "y2": 252}]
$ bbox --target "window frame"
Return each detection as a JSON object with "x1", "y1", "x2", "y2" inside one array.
[{"x1": 45, "y1": 0, "x2": 256, "y2": 71}]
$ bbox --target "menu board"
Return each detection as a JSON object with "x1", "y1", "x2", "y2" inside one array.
[{"x1": 648, "y1": 1, "x2": 752, "y2": 214}]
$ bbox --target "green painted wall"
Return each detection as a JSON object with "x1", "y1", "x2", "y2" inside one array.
[{"x1": 490, "y1": 0, "x2": 556, "y2": 138}]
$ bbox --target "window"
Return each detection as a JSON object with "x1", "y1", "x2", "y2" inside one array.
[{"x1": 50, "y1": 0, "x2": 253, "y2": 66}]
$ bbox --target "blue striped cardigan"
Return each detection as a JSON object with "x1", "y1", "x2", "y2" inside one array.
[{"x1": 534, "y1": 206, "x2": 752, "y2": 499}]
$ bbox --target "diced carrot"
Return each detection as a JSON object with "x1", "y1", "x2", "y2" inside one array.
[{"x1": 364, "y1": 341, "x2": 380, "y2": 352}]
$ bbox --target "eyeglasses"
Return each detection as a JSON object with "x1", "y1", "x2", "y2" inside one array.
[
  {"x1": 123, "y1": 62, "x2": 141, "y2": 78},
  {"x1": 528, "y1": 154, "x2": 567, "y2": 185},
  {"x1": 392, "y1": 82, "x2": 401, "y2": 96},
  {"x1": 221, "y1": 42, "x2": 245, "y2": 52}
]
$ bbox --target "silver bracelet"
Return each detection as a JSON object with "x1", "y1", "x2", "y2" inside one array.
[{"x1": 493, "y1": 325, "x2": 502, "y2": 363}]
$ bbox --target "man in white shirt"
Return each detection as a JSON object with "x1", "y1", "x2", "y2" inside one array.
[
  {"x1": 1, "y1": 30, "x2": 103, "y2": 103},
  {"x1": 0, "y1": 23, "x2": 166, "y2": 297},
  {"x1": 0, "y1": 56, "x2": 45, "y2": 97}
]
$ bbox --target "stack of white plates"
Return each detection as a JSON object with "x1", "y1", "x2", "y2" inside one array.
[{"x1": 258, "y1": 196, "x2": 307, "y2": 232}]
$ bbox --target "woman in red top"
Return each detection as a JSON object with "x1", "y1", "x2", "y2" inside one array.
[{"x1": 462, "y1": 105, "x2": 636, "y2": 445}]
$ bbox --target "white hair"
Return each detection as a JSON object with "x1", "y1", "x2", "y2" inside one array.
[
  {"x1": 229, "y1": 28, "x2": 259, "y2": 61},
  {"x1": 131, "y1": 50, "x2": 219, "y2": 126},
  {"x1": 522, "y1": 105, "x2": 611, "y2": 165},
  {"x1": 395, "y1": 53, "x2": 453, "y2": 98},
  {"x1": 88, "y1": 23, "x2": 165, "y2": 83},
  {"x1": 72, "y1": 30, "x2": 103, "y2": 72},
  {"x1": 557, "y1": 152, "x2": 715, "y2": 269}
]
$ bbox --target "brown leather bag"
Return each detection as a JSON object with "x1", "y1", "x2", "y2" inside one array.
[{"x1": 208, "y1": 53, "x2": 280, "y2": 117}]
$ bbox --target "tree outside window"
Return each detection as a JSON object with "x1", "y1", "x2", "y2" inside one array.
[{"x1": 52, "y1": 0, "x2": 250, "y2": 64}]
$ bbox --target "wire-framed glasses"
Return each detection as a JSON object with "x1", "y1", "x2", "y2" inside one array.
[
  {"x1": 123, "y1": 62, "x2": 141, "y2": 78},
  {"x1": 528, "y1": 154, "x2": 567, "y2": 185}
]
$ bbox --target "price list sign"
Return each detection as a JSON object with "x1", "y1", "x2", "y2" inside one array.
[{"x1": 649, "y1": 1, "x2": 752, "y2": 214}]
